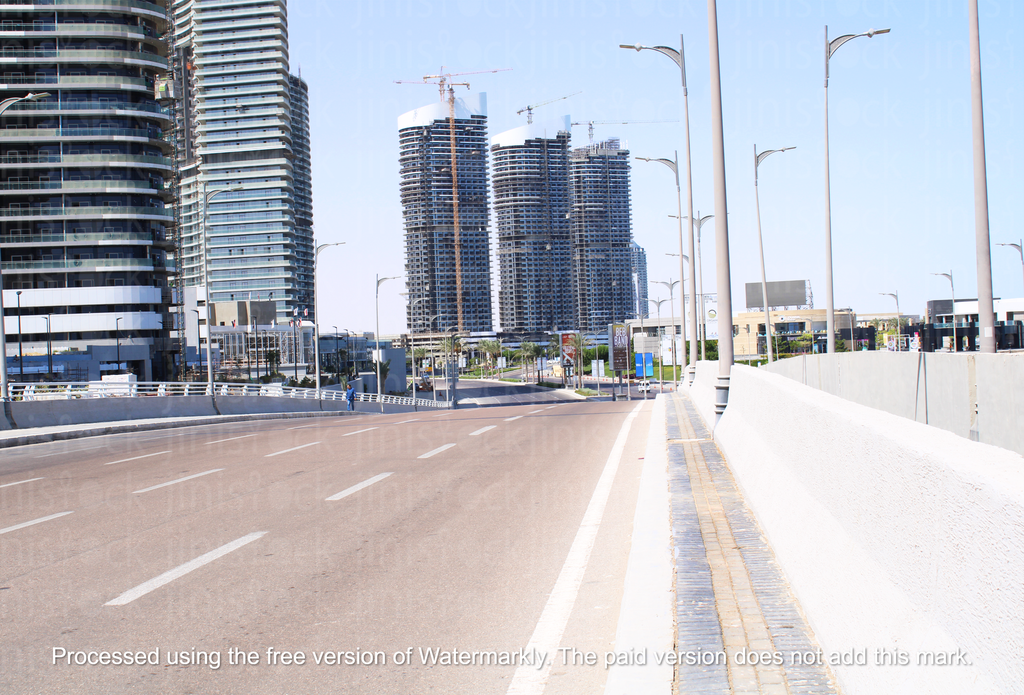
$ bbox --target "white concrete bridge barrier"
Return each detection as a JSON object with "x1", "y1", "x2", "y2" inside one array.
[{"x1": 710, "y1": 364, "x2": 1022, "y2": 695}]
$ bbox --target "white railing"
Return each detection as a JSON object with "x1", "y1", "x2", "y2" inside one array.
[{"x1": 6, "y1": 381, "x2": 450, "y2": 409}]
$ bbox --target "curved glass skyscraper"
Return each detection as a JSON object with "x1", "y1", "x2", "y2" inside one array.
[{"x1": 0, "y1": 0, "x2": 174, "y2": 379}]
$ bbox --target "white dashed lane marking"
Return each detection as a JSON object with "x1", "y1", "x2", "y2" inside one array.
[
  {"x1": 104, "y1": 451, "x2": 171, "y2": 466},
  {"x1": 0, "y1": 511, "x2": 74, "y2": 536},
  {"x1": 418, "y1": 443, "x2": 456, "y2": 459},
  {"x1": 265, "y1": 442, "x2": 320, "y2": 458},
  {"x1": 326, "y1": 473, "x2": 393, "y2": 501},
  {"x1": 133, "y1": 469, "x2": 224, "y2": 494},
  {"x1": 469, "y1": 426, "x2": 496, "y2": 436}
]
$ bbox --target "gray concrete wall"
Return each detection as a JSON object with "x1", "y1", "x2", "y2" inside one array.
[
  {"x1": 765, "y1": 352, "x2": 1024, "y2": 456},
  {"x1": 7, "y1": 394, "x2": 348, "y2": 429},
  {"x1": 715, "y1": 365, "x2": 1023, "y2": 695},
  {"x1": 687, "y1": 360, "x2": 719, "y2": 429}
]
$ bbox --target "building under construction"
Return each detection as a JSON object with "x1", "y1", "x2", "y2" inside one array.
[
  {"x1": 569, "y1": 138, "x2": 635, "y2": 333},
  {"x1": 490, "y1": 117, "x2": 573, "y2": 334},
  {"x1": 399, "y1": 93, "x2": 493, "y2": 333}
]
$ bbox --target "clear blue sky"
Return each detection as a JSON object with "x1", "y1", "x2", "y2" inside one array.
[{"x1": 288, "y1": 0, "x2": 1022, "y2": 335}]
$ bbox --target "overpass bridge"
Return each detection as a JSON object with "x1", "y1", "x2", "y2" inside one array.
[{"x1": 0, "y1": 357, "x2": 1020, "y2": 694}]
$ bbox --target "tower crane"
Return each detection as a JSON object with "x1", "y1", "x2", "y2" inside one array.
[
  {"x1": 570, "y1": 119, "x2": 679, "y2": 144},
  {"x1": 517, "y1": 91, "x2": 581, "y2": 124},
  {"x1": 395, "y1": 67, "x2": 510, "y2": 331}
]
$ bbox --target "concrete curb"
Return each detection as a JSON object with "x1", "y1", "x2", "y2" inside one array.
[{"x1": 0, "y1": 410, "x2": 352, "y2": 449}]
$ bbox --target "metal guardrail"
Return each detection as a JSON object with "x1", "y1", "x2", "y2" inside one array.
[{"x1": 6, "y1": 381, "x2": 450, "y2": 409}]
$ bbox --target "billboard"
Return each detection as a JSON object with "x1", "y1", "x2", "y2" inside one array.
[
  {"x1": 610, "y1": 324, "x2": 629, "y2": 371},
  {"x1": 745, "y1": 280, "x2": 809, "y2": 310},
  {"x1": 561, "y1": 332, "x2": 577, "y2": 361}
]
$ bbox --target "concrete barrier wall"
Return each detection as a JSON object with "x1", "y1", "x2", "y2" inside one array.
[
  {"x1": 765, "y1": 352, "x2": 1024, "y2": 455},
  {"x1": 715, "y1": 365, "x2": 1024, "y2": 695},
  {"x1": 686, "y1": 360, "x2": 719, "y2": 429},
  {"x1": 8, "y1": 395, "x2": 348, "y2": 429}
]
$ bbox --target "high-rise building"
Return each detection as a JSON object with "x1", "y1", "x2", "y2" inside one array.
[
  {"x1": 171, "y1": 0, "x2": 312, "y2": 324},
  {"x1": 630, "y1": 241, "x2": 649, "y2": 319},
  {"x1": 491, "y1": 117, "x2": 572, "y2": 334},
  {"x1": 1, "y1": 0, "x2": 175, "y2": 379},
  {"x1": 399, "y1": 93, "x2": 492, "y2": 333},
  {"x1": 569, "y1": 138, "x2": 634, "y2": 333}
]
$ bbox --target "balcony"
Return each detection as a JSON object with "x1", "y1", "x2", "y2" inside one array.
[
  {"x1": 0, "y1": 153, "x2": 172, "y2": 168},
  {"x1": 0, "y1": 47, "x2": 168, "y2": 69},
  {"x1": 0, "y1": 205, "x2": 172, "y2": 219},
  {"x1": 1, "y1": 256, "x2": 155, "y2": 272}
]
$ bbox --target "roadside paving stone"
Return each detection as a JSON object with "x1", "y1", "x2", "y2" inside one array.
[{"x1": 666, "y1": 391, "x2": 839, "y2": 695}]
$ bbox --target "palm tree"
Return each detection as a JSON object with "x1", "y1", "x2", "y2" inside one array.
[
  {"x1": 569, "y1": 333, "x2": 593, "y2": 389},
  {"x1": 478, "y1": 339, "x2": 501, "y2": 378},
  {"x1": 518, "y1": 341, "x2": 541, "y2": 383}
]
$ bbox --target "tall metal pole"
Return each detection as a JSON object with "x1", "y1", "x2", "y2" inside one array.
[
  {"x1": 969, "y1": 0, "x2": 996, "y2": 353},
  {"x1": 881, "y1": 292, "x2": 900, "y2": 350},
  {"x1": 313, "y1": 242, "x2": 345, "y2": 397},
  {"x1": 996, "y1": 241, "x2": 1024, "y2": 295},
  {"x1": 707, "y1": 0, "x2": 734, "y2": 424},
  {"x1": 115, "y1": 317, "x2": 122, "y2": 374},
  {"x1": 754, "y1": 145, "x2": 795, "y2": 364},
  {"x1": 43, "y1": 315, "x2": 52, "y2": 380},
  {"x1": 620, "y1": 37, "x2": 697, "y2": 384},
  {"x1": 652, "y1": 278, "x2": 679, "y2": 382},
  {"x1": 0, "y1": 92, "x2": 50, "y2": 400},
  {"x1": 824, "y1": 25, "x2": 890, "y2": 353},
  {"x1": 376, "y1": 274, "x2": 399, "y2": 412},
  {"x1": 16, "y1": 291, "x2": 24, "y2": 381}
]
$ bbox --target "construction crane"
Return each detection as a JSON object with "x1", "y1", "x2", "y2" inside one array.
[
  {"x1": 395, "y1": 67, "x2": 509, "y2": 331},
  {"x1": 517, "y1": 91, "x2": 581, "y2": 124},
  {"x1": 570, "y1": 119, "x2": 679, "y2": 144}
]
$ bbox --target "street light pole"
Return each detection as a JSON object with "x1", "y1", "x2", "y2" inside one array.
[
  {"x1": 375, "y1": 274, "x2": 399, "y2": 412},
  {"x1": 191, "y1": 309, "x2": 201, "y2": 379},
  {"x1": 43, "y1": 315, "x2": 52, "y2": 380},
  {"x1": 824, "y1": 25, "x2": 890, "y2": 354},
  {"x1": 332, "y1": 326, "x2": 339, "y2": 384},
  {"x1": 682, "y1": 212, "x2": 714, "y2": 361},
  {"x1": 16, "y1": 290, "x2": 24, "y2": 381},
  {"x1": 0, "y1": 92, "x2": 50, "y2": 400},
  {"x1": 651, "y1": 278, "x2": 680, "y2": 383},
  {"x1": 880, "y1": 291, "x2": 901, "y2": 350},
  {"x1": 201, "y1": 184, "x2": 243, "y2": 397},
  {"x1": 621, "y1": 36, "x2": 698, "y2": 386},
  {"x1": 754, "y1": 144, "x2": 795, "y2": 364},
  {"x1": 313, "y1": 242, "x2": 345, "y2": 398},
  {"x1": 969, "y1": 0, "x2": 996, "y2": 354},
  {"x1": 649, "y1": 298, "x2": 669, "y2": 392},
  {"x1": 932, "y1": 272, "x2": 957, "y2": 352},
  {"x1": 115, "y1": 317, "x2": 122, "y2": 374},
  {"x1": 996, "y1": 240, "x2": 1024, "y2": 296}
]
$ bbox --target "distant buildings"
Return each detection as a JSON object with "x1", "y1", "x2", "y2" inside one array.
[
  {"x1": 630, "y1": 241, "x2": 648, "y2": 319},
  {"x1": 569, "y1": 138, "x2": 634, "y2": 333},
  {"x1": 490, "y1": 118, "x2": 573, "y2": 334},
  {"x1": 398, "y1": 93, "x2": 493, "y2": 333},
  {"x1": 171, "y1": 0, "x2": 314, "y2": 325}
]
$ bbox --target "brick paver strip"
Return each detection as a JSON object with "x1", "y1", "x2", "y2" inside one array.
[{"x1": 667, "y1": 392, "x2": 840, "y2": 695}]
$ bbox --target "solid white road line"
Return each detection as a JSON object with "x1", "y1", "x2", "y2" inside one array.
[
  {"x1": 506, "y1": 402, "x2": 644, "y2": 695},
  {"x1": 0, "y1": 511, "x2": 73, "y2": 536},
  {"x1": 35, "y1": 445, "x2": 103, "y2": 458},
  {"x1": 0, "y1": 477, "x2": 44, "y2": 489},
  {"x1": 103, "y1": 451, "x2": 172, "y2": 466},
  {"x1": 504, "y1": 415, "x2": 524, "y2": 422},
  {"x1": 132, "y1": 469, "x2": 224, "y2": 494},
  {"x1": 205, "y1": 434, "x2": 257, "y2": 445},
  {"x1": 469, "y1": 426, "x2": 496, "y2": 436},
  {"x1": 326, "y1": 472, "x2": 393, "y2": 501},
  {"x1": 342, "y1": 427, "x2": 378, "y2": 437},
  {"x1": 418, "y1": 443, "x2": 456, "y2": 459},
  {"x1": 105, "y1": 531, "x2": 267, "y2": 606},
  {"x1": 265, "y1": 441, "x2": 320, "y2": 458}
]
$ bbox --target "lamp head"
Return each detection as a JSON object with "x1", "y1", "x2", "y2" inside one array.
[
  {"x1": 866, "y1": 28, "x2": 891, "y2": 37},
  {"x1": 619, "y1": 44, "x2": 644, "y2": 52}
]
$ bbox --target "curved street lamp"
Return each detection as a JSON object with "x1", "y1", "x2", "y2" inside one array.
[
  {"x1": 824, "y1": 26, "x2": 890, "y2": 353},
  {"x1": 997, "y1": 240, "x2": 1024, "y2": 296},
  {"x1": 648, "y1": 298, "x2": 670, "y2": 392},
  {"x1": 678, "y1": 213, "x2": 714, "y2": 360},
  {"x1": 313, "y1": 242, "x2": 345, "y2": 397},
  {"x1": 880, "y1": 291, "x2": 901, "y2": 351},
  {"x1": 375, "y1": 274, "x2": 400, "y2": 412},
  {"x1": 201, "y1": 183, "x2": 243, "y2": 399},
  {"x1": 0, "y1": 92, "x2": 50, "y2": 401},
  {"x1": 651, "y1": 278, "x2": 680, "y2": 384},
  {"x1": 621, "y1": 37, "x2": 699, "y2": 385},
  {"x1": 754, "y1": 145, "x2": 795, "y2": 364},
  {"x1": 931, "y1": 272, "x2": 957, "y2": 352}
]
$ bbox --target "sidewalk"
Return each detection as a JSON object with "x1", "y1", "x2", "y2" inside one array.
[{"x1": 666, "y1": 390, "x2": 839, "y2": 695}]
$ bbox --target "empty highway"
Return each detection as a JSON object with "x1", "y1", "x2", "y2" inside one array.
[{"x1": 1, "y1": 400, "x2": 653, "y2": 694}]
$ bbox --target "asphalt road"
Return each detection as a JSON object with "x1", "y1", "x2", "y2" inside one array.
[{"x1": 1, "y1": 400, "x2": 653, "y2": 694}]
